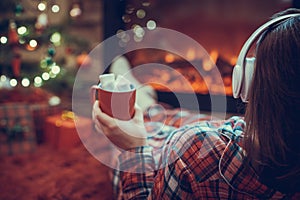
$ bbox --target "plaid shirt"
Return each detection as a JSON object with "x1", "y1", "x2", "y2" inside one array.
[{"x1": 117, "y1": 115, "x2": 298, "y2": 199}]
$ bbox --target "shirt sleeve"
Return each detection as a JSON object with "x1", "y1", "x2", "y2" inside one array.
[
  {"x1": 118, "y1": 116, "x2": 246, "y2": 199},
  {"x1": 118, "y1": 124, "x2": 207, "y2": 199},
  {"x1": 118, "y1": 138, "x2": 197, "y2": 199},
  {"x1": 119, "y1": 146, "x2": 155, "y2": 200}
]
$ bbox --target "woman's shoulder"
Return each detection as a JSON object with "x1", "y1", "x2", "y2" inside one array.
[
  {"x1": 166, "y1": 116, "x2": 244, "y2": 158},
  {"x1": 168, "y1": 115, "x2": 245, "y2": 146},
  {"x1": 163, "y1": 116, "x2": 246, "y2": 179}
]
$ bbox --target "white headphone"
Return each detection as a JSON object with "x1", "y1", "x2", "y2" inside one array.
[{"x1": 232, "y1": 13, "x2": 300, "y2": 102}]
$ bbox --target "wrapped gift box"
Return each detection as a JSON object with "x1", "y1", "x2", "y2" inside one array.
[
  {"x1": 0, "y1": 88, "x2": 64, "y2": 144},
  {"x1": 0, "y1": 103, "x2": 36, "y2": 155},
  {"x1": 44, "y1": 113, "x2": 92, "y2": 151},
  {"x1": 31, "y1": 104, "x2": 62, "y2": 143}
]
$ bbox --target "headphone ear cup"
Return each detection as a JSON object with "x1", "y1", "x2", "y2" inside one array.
[
  {"x1": 232, "y1": 64, "x2": 243, "y2": 99},
  {"x1": 240, "y1": 57, "x2": 255, "y2": 102}
]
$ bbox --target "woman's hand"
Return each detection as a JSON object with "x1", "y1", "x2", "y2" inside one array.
[{"x1": 92, "y1": 101, "x2": 148, "y2": 150}]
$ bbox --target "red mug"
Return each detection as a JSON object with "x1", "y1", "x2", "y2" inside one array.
[{"x1": 90, "y1": 84, "x2": 136, "y2": 120}]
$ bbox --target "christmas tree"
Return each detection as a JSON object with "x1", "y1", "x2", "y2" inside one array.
[{"x1": 0, "y1": 0, "x2": 97, "y2": 106}]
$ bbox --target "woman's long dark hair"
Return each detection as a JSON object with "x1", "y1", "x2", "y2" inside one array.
[{"x1": 243, "y1": 8, "x2": 300, "y2": 194}]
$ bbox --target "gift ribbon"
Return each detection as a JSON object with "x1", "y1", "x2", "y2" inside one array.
[{"x1": 61, "y1": 111, "x2": 76, "y2": 121}]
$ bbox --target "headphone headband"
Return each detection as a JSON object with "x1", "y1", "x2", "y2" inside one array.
[
  {"x1": 236, "y1": 13, "x2": 300, "y2": 68},
  {"x1": 233, "y1": 13, "x2": 300, "y2": 102}
]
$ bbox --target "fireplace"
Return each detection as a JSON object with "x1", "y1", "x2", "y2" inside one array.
[
  {"x1": 103, "y1": 0, "x2": 293, "y2": 113},
  {"x1": 123, "y1": 48, "x2": 243, "y2": 113}
]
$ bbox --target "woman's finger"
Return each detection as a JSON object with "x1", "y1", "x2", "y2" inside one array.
[
  {"x1": 94, "y1": 122, "x2": 102, "y2": 133},
  {"x1": 133, "y1": 104, "x2": 144, "y2": 122},
  {"x1": 93, "y1": 100, "x2": 117, "y2": 128}
]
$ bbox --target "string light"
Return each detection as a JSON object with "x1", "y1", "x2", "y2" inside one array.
[
  {"x1": 51, "y1": 4, "x2": 60, "y2": 13},
  {"x1": 116, "y1": 29, "x2": 126, "y2": 38},
  {"x1": 42, "y1": 72, "x2": 50, "y2": 80},
  {"x1": 70, "y1": 2, "x2": 82, "y2": 18},
  {"x1": 0, "y1": 0, "x2": 73, "y2": 90},
  {"x1": 0, "y1": 75, "x2": 7, "y2": 82},
  {"x1": 117, "y1": 1, "x2": 157, "y2": 45},
  {"x1": 0, "y1": 36, "x2": 7, "y2": 44},
  {"x1": 19, "y1": 38, "x2": 25, "y2": 44},
  {"x1": 136, "y1": 9, "x2": 146, "y2": 19},
  {"x1": 36, "y1": 13, "x2": 48, "y2": 27},
  {"x1": 133, "y1": 25, "x2": 145, "y2": 38},
  {"x1": 34, "y1": 76, "x2": 42, "y2": 84},
  {"x1": 34, "y1": 76, "x2": 43, "y2": 87},
  {"x1": 50, "y1": 32, "x2": 61, "y2": 46},
  {"x1": 21, "y1": 78, "x2": 30, "y2": 87},
  {"x1": 49, "y1": 72, "x2": 57, "y2": 78},
  {"x1": 37, "y1": 1, "x2": 47, "y2": 11},
  {"x1": 142, "y1": 0, "x2": 151, "y2": 7},
  {"x1": 125, "y1": 4, "x2": 135, "y2": 14},
  {"x1": 0, "y1": 60, "x2": 62, "y2": 88},
  {"x1": 10, "y1": 79, "x2": 18, "y2": 87},
  {"x1": 146, "y1": 20, "x2": 156, "y2": 30},
  {"x1": 120, "y1": 33, "x2": 130, "y2": 43},
  {"x1": 133, "y1": 35, "x2": 143, "y2": 42},
  {"x1": 29, "y1": 39, "x2": 38, "y2": 48},
  {"x1": 48, "y1": 96, "x2": 61, "y2": 106},
  {"x1": 118, "y1": 40, "x2": 127, "y2": 48},
  {"x1": 17, "y1": 26, "x2": 27, "y2": 35},
  {"x1": 51, "y1": 64, "x2": 61, "y2": 75},
  {"x1": 0, "y1": 75, "x2": 8, "y2": 88},
  {"x1": 122, "y1": 15, "x2": 131, "y2": 23},
  {"x1": 26, "y1": 39, "x2": 38, "y2": 51}
]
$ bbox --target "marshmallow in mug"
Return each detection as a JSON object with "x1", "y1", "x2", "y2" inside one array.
[
  {"x1": 99, "y1": 73, "x2": 115, "y2": 91},
  {"x1": 99, "y1": 73, "x2": 132, "y2": 91},
  {"x1": 115, "y1": 75, "x2": 132, "y2": 91}
]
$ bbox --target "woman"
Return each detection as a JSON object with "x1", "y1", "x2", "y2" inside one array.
[{"x1": 93, "y1": 8, "x2": 300, "y2": 199}]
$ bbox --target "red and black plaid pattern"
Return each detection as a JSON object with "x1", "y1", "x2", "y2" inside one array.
[
  {"x1": 0, "y1": 103, "x2": 36, "y2": 155},
  {"x1": 116, "y1": 116, "x2": 297, "y2": 199},
  {"x1": 112, "y1": 107, "x2": 216, "y2": 199}
]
